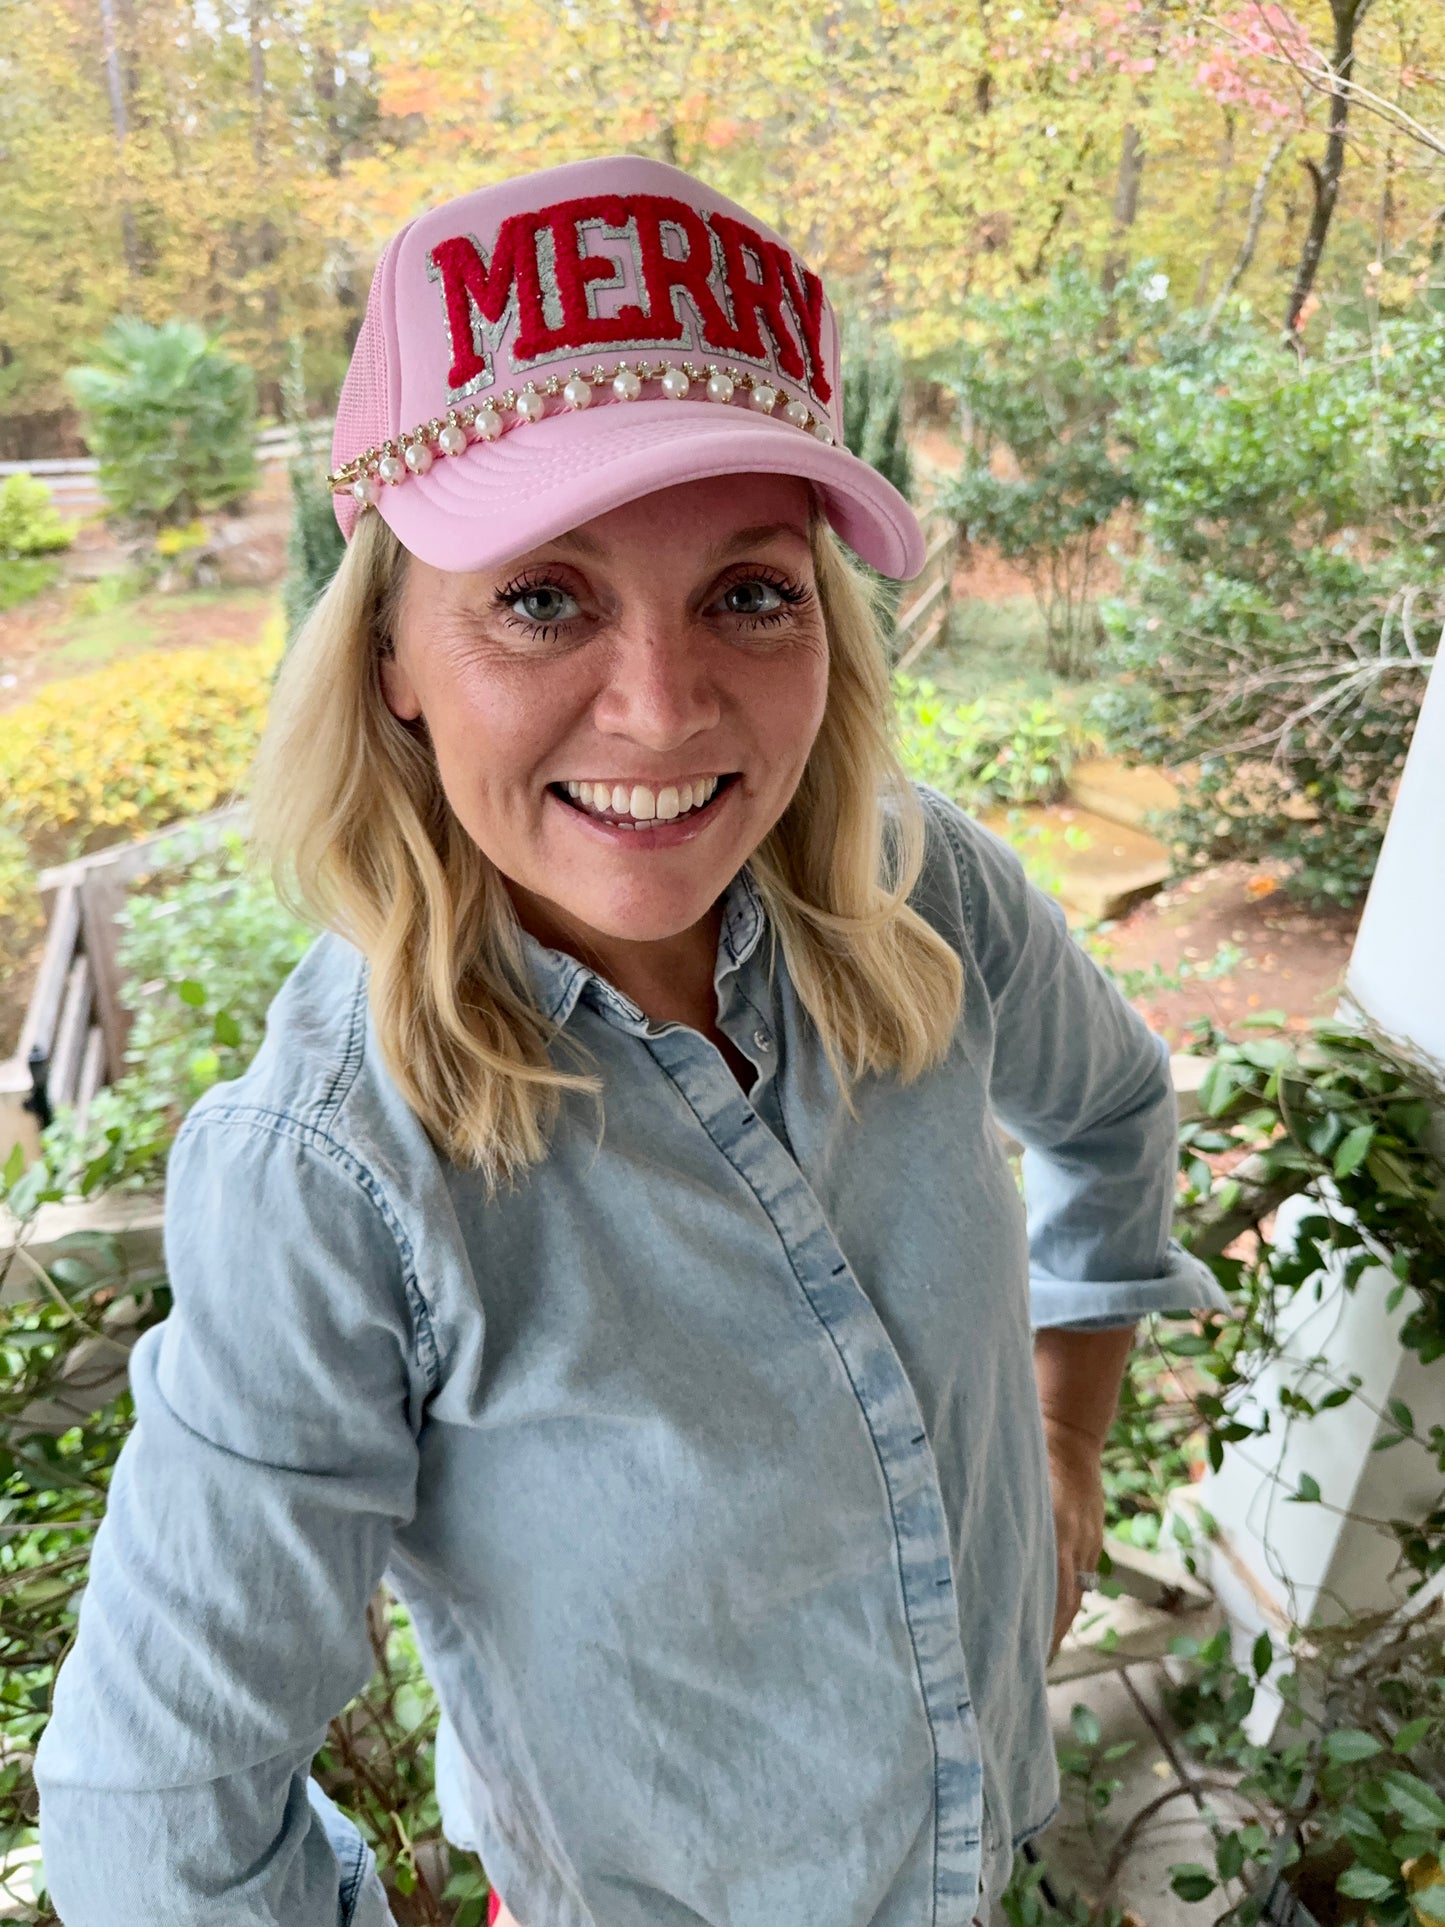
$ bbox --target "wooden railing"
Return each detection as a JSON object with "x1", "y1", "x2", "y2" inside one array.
[
  {"x1": 0, "y1": 805, "x2": 250, "y2": 1162},
  {"x1": 890, "y1": 510, "x2": 958, "y2": 675}
]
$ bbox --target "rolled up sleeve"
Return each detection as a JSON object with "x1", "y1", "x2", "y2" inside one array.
[
  {"x1": 930, "y1": 796, "x2": 1233, "y2": 1333},
  {"x1": 34, "y1": 1107, "x2": 428, "y2": 1925}
]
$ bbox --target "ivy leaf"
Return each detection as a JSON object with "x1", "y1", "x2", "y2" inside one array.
[
  {"x1": 1215, "y1": 1832, "x2": 1245, "y2": 1882},
  {"x1": 1337, "y1": 1868, "x2": 1396, "y2": 1901},
  {"x1": 1291, "y1": 1473, "x2": 1322, "y2": 1504},
  {"x1": 1381, "y1": 1769, "x2": 1445, "y2": 1830},
  {"x1": 176, "y1": 978, "x2": 207, "y2": 1007},
  {"x1": 1391, "y1": 1718, "x2": 1432, "y2": 1755},
  {"x1": 1171, "y1": 1866, "x2": 1218, "y2": 1903},
  {"x1": 1387, "y1": 1399, "x2": 1415, "y2": 1434},
  {"x1": 1332, "y1": 1122, "x2": 1375, "y2": 1177},
  {"x1": 1322, "y1": 1728, "x2": 1383, "y2": 1763},
  {"x1": 213, "y1": 1009, "x2": 242, "y2": 1048},
  {"x1": 1251, "y1": 1631, "x2": 1273, "y2": 1678},
  {"x1": 1071, "y1": 1704, "x2": 1102, "y2": 1748},
  {"x1": 1, "y1": 1140, "x2": 24, "y2": 1190}
]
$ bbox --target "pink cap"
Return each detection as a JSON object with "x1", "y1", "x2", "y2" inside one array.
[{"x1": 329, "y1": 155, "x2": 924, "y2": 581}]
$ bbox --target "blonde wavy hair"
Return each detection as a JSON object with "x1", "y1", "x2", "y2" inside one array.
[{"x1": 247, "y1": 495, "x2": 963, "y2": 1187}]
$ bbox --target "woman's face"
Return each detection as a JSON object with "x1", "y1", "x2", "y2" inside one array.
[{"x1": 382, "y1": 473, "x2": 829, "y2": 953}]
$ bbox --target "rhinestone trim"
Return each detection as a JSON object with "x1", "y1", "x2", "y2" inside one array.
[{"x1": 328, "y1": 360, "x2": 837, "y2": 502}]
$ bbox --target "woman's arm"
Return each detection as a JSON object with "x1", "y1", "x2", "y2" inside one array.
[
  {"x1": 34, "y1": 1112, "x2": 426, "y2": 1925},
  {"x1": 1033, "y1": 1322, "x2": 1137, "y2": 1656}
]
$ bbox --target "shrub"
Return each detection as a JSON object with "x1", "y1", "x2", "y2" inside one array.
[
  {"x1": 939, "y1": 261, "x2": 1171, "y2": 678},
  {"x1": 0, "y1": 475, "x2": 75, "y2": 559},
  {"x1": 0, "y1": 625, "x2": 283, "y2": 869},
  {"x1": 36, "y1": 829, "x2": 316, "y2": 1196},
  {"x1": 840, "y1": 312, "x2": 912, "y2": 503},
  {"x1": 282, "y1": 431, "x2": 346, "y2": 645},
  {"x1": 0, "y1": 474, "x2": 77, "y2": 611},
  {"x1": 894, "y1": 675, "x2": 1090, "y2": 810},
  {"x1": 66, "y1": 317, "x2": 259, "y2": 528},
  {"x1": 1104, "y1": 311, "x2": 1445, "y2": 908}
]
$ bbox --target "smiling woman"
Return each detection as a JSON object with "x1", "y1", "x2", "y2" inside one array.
[{"x1": 33, "y1": 154, "x2": 1230, "y2": 1927}]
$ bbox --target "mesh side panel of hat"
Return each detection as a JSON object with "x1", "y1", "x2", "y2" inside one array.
[{"x1": 332, "y1": 244, "x2": 397, "y2": 541}]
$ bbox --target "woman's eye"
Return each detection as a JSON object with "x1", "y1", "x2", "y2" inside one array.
[
  {"x1": 720, "y1": 578, "x2": 786, "y2": 618},
  {"x1": 508, "y1": 584, "x2": 580, "y2": 625}
]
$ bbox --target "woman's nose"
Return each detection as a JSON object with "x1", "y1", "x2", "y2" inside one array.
[{"x1": 591, "y1": 621, "x2": 721, "y2": 748}]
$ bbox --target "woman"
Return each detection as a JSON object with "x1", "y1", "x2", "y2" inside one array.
[{"x1": 35, "y1": 155, "x2": 1228, "y2": 1927}]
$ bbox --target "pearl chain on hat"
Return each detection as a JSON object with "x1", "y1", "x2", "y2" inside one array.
[{"x1": 327, "y1": 356, "x2": 836, "y2": 507}]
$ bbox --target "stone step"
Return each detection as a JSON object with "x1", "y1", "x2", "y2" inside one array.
[
  {"x1": 983, "y1": 804, "x2": 1173, "y2": 923},
  {"x1": 1065, "y1": 756, "x2": 1180, "y2": 833}
]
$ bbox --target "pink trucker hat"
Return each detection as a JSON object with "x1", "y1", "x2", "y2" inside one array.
[{"x1": 328, "y1": 155, "x2": 925, "y2": 581}]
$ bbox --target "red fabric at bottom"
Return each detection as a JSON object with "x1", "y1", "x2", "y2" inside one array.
[{"x1": 487, "y1": 1892, "x2": 502, "y2": 1925}]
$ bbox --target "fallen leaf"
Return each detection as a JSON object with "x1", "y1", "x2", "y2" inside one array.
[{"x1": 1246, "y1": 875, "x2": 1279, "y2": 899}]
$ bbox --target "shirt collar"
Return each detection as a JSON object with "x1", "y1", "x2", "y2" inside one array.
[{"x1": 519, "y1": 866, "x2": 768, "y2": 1035}]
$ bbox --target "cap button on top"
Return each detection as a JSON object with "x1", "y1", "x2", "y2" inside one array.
[{"x1": 752, "y1": 1027, "x2": 772, "y2": 1053}]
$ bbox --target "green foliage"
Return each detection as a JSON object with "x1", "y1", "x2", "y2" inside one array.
[
  {"x1": 939, "y1": 261, "x2": 1171, "y2": 678},
  {"x1": 1103, "y1": 311, "x2": 1445, "y2": 909},
  {"x1": 894, "y1": 674, "x2": 1090, "y2": 809},
  {"x1": 282, "y1": 446, "x2": 346, "y2": 645},
  {"x1": 0, "y1": 475, "x2": 75, "y2": 559},
  {"x1": 840, "y1": 312, "x2": 912, "y2": 503},
  {"x1": 1158, "y1": 1625, "x2": 1445, "y2": 1927},
  {"x1": 66, "y1": 318, "x2": 259, "y2": 528},
  {"x1": 36, "y1": 831, "x2": 316, "y2": 1196},
  {"x1": 0, "y1": 474, "x2": 76, "y2": 610}
]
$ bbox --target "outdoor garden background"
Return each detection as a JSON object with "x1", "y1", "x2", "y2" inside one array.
[{"x1": 1, "y1": 3, "x2": 1444, "y2": 1924}]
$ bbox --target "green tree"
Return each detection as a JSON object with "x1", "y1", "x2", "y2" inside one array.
[{"x1": 66, "y1": 317, "x2": 259, "y2": 527}]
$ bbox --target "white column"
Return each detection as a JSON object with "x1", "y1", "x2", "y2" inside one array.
[{"x1": 1194, "y1": 648, "x2": 1445, "y2": 1741}]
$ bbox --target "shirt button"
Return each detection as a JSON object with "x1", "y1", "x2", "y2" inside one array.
[{"x1": 752, "y1": 1027, "x2": 772, "y2": 1052}]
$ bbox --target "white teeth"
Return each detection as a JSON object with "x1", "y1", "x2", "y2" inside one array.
[{"x1": 562, "y1": 776, "x2": 725, "y2": 822}]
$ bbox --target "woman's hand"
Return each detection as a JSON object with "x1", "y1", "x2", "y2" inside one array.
[{"x1": 1041, "y1": 1415, "x2": 1106, "y2": 1660}]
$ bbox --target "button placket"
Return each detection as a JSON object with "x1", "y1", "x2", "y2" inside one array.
[{"x1": 640, "y1": 1024, "x2": 988, "y2": 1927}]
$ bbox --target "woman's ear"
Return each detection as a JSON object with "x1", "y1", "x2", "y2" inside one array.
[{"x1": 380, "y1": 649, "x2": 423, "y2": 723}]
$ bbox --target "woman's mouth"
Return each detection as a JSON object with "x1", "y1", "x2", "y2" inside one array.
[{"x1": 548, "y1": 773, "x2": 739, "y2": 829}]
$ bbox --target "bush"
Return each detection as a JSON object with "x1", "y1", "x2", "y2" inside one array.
[
  {"x1": 1104, "y1": 310, "x2": 1445, "y2": 907},
  {"x1": 840, "y1": 313, "x2": 912, "y2": 503},
  {"x1": 282, "y1": 433, "x2": 346, "y2": 645},
  {"x1": 66, "y1": 317, "x2": 259, "y2": 528},
  {"x1": 0, "y1": 625, "x2": 284, "y2": 869},
  {"x1": 36, "y1": 830, "x2": 316, "y2": 1196},
  {"x1": 894, "y1": 674, "x2": 1090, "y2": 810},
  {"x1": 939, "y1": 261, "x2": 1171, "y2": 678},
  {"x1": 0, "y1": 475, "x2": 75, "y2": 559},
  {"x1": 0, "y1": 473, "x2": 76, "y2": 611}
]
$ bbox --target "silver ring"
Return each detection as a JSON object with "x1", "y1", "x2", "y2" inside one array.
[{"x1": 1074, "y1": 1568, "x2": 1101, "y2": 1591}]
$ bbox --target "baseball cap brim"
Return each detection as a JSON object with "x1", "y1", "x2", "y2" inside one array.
[{"x1": 373, "y1": 399, "x2": 926, "y2": 582}]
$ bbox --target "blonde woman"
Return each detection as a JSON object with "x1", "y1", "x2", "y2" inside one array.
[{"x1": 35, "y1": 157, "x2": 1228, "y2": 1927}]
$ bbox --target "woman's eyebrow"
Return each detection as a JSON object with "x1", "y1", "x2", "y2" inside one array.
[{"x1": 703, "y1": 521, "x2": 812, "y2": 563}]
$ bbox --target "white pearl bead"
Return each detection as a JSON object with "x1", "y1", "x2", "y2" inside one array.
[
  {"x1": 563, "y1": 375, "x2": 593, "y2": 409},
  {"x1": 751, "y1": 383, "x2": 777, "y2": 413},
  {"x1": 351, "y1": 475, "x2": 380, "y2": 505},
  {"x1": 660, "y1": 366, "x2": 690, "y2": 399},
  {"x1": 783, "y1": 398, "x2": 810, "y2": 428},
  {"x1": 706, "y1": 372, "x2": 734, "y2": 403},
  {"x1": 403, "y1": 441, "x2": 433, "y2": 474},
  {"x1": 515, "y1": 389, "x2": 545, "y2": 422},
  {"x1": 813, "y1": 420, "x2": 834, "y2": 443},
  {"x1": 438, "y1": 423, "x2": 468, "y2": 456},
  {"x1": 612, "y1": 368, "x2": 642, "y2": 401},
  {"x1": 475, "y1": 406, "x2": 503, "y2": 440},
  {"x1": 377, "y1": 453, "x2": 404, "y2": 484}
]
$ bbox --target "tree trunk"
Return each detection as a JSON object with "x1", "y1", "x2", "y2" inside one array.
[
  {"x1": 1285, "y1": 0, "x2": 1374, "y2": 334},
  {"x1": 1102, "y1": 122, "x2": 1145, "y2": 290},
  {"x1": 97, "y1": 0, "x2": 140, "y2": 280},
  {"x1": 1207, "y1": 133, "x2": 1290, "y2": 333}
]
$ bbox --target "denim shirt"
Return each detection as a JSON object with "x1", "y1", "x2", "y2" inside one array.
[{"x1": 35, "y1": 788, "x2": 1229, "y2": 1927}]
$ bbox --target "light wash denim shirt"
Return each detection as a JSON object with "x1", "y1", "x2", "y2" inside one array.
[{"x1": 35, "y1": 787, "x2": 1229, "y2": 1927}]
